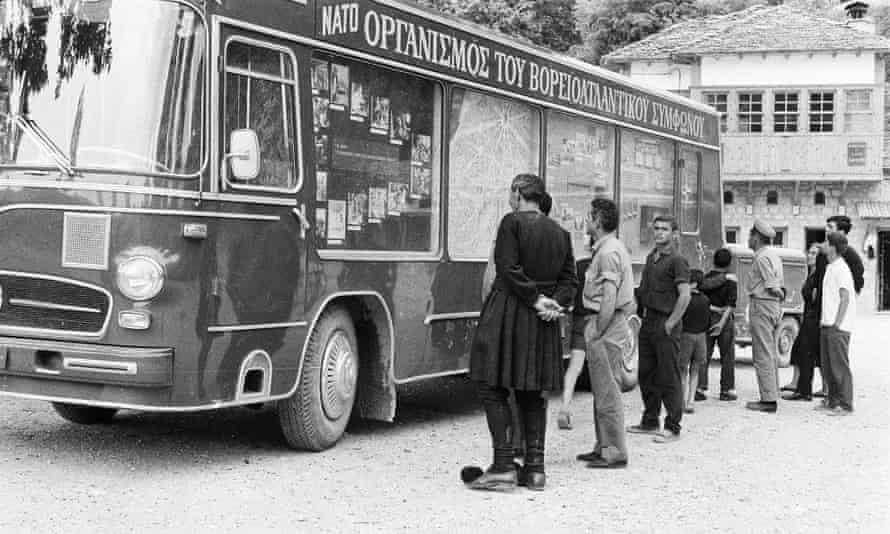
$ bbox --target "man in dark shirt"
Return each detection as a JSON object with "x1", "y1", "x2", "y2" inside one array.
[
  {"x1": 698, "y1": 248, "x2": 738, "y2": 401},
  {"x1": 812, "y1": 215, "x2": 863, "y2": 398},
  {"x1": 629, "y1": 215, "x2": 691, "y2": 443}
]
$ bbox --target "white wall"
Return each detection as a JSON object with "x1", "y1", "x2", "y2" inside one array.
[
  {"x1": 700, "y1": 52, "x2": 877, "y2": 86},
  {"x1": 628, "y1": 61, "x2": 694, "y2": 92}
]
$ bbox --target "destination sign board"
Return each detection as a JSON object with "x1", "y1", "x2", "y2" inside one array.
[{"x1": 315, "y1": 0, "x2": 718, "y2": 146}]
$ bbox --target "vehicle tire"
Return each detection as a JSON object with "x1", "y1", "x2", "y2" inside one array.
[
  {"x1": 775, "y1": 316, "x2": 799, "y2": 368},
  {"x1": 278, "y1": 306, "x2": 359, "y2": 451},
  {"x1": 51, "y1": 403, "x2": 118, "y2": 424}
]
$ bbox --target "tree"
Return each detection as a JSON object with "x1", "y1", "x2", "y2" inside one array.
[{"x1": 412, "y1": 0, "x2": 581, "y2": 52}]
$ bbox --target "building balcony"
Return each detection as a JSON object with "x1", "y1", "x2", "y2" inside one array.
[{"x1": 721, "y1": 133, "x2": 883, "y2": 182}]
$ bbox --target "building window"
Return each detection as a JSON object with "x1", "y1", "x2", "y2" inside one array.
[
  {"x1": 773, "y1": 92, "x2": 798, "y2": 133},
  {"x1": 738, "y1": 93, "x2": 762, "y2": 133},
  {"x1": 814, "y1": 191, "x2": 826, "y2": 205},
  {"x1": 725, "y1": 227, "x2": 739, "y2": 244},
  {"x1": 767, "y1": 190, "x2": 779, "y2": 204},
  {"x1": 723, "y1": 190, "x2": 734, "y2": 205},
  {"x1": 809, "y1": 91, "x2": 834, "y2": 132},
  {"x1": 705, "y1": 93, "x2": 728, "y2": 133},
  {"x1": 847, "y1": 142, "x2": 867, "y2": 167},
  {"x1": 844, "y1": 89, "x2": 872, "y2": 133},
  {"x1": 773, "y1": 227, "x2": 787, "y2": 247}
]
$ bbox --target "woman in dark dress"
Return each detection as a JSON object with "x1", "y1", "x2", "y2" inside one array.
[
  {"x1": 465, "y1": 174, "x2": 577, "y2": 492},
  {"x1": 783, "y1": 243, "x2": 822, "y2": 401}
]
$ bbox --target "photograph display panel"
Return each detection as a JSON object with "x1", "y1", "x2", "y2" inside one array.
[
  {"x1": 312, "y1": 53, "x2": 439, "y2": 251},
  {"x1": 679, "y1": 147, "x2": 701, "y2": 234},
  {"x1": 618, "y1": 129, "x2": 675, "y2": 263},
  {"x1": 545, "y1": 111, "x2": 615, "y2": 257},
  {"x1": 447, "y1": 89, "x2": 541, "y2": 259}
]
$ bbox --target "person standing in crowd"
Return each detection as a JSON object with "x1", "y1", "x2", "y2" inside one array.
[
  {"x1": 812, "y1": 215, "x2": 864, "y2": 398},
  {"x1": 817, "y1": 232, "x2": 856, "y2": 416},
  {"x1": 745, "y1": 220, "x2": 784, "y2": 413},
  {"x1": 464, "y1": 174, "x2": 577, "y2": 492},
  {"x1": 628, "y1": 215, "x2": 690, "y2": 443},
  {"x1": 679, "y1": 269, "x2": 710, "y2": 413},
  {"x1": 560, "y1": 198, "x2": 636, "y2": 469},
  {"x1": 697, "y1": 248, "x2": 738, "y2": 401},
  {"x1": 782, "y1": 244, "x2": 822, "y2": 401}
]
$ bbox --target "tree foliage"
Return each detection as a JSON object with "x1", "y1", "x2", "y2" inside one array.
[{"x1": 412, "y1": 0, "x2": 581, "y2": 52}]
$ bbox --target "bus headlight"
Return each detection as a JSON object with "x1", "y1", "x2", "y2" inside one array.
[{"x1": 116, "y1": 256, "x2": 165, "y2": 301}]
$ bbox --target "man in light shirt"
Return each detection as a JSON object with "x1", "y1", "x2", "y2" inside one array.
[{"x1": 818, "y1": 232, "x2": 856, "y2": 416}]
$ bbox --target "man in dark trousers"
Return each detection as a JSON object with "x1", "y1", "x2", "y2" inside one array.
[
  {"x1": 628, "y1": 215, "x2": 690, "y2": 443},
  {"x1": 812, "y1": 215, "x2": 863, "y2": 398},
  {"x1": 697, "y1": 248, "x2": 738, "y2": 401}
]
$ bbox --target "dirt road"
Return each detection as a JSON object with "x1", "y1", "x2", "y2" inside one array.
[{"x1": 2, "y1": 314, "x2": 888, "y2": 533}]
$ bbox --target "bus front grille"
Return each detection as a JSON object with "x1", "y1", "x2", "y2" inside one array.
[{"x1": 0, "y1": 273, "x2": 112, "y2": 337}]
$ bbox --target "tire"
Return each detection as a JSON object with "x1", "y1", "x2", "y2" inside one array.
[
  {"x1": 51, "y1": 403, "x2": 118, "y2": 424},
  {"x1": 278, "y1": 306, "x2": 359, "y2": 451},
  {"x1": 775, "y1": 316, "x2": 799, "y2": 368}
]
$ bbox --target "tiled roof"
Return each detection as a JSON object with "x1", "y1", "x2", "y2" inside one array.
[
  {"x1": 604, "y1": 4, "x2": 890, "y2": 64},
  {"x1": 857, "y1": 201, "x2": 890, "y2": 218}
]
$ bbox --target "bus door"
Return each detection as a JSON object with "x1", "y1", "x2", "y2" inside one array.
[{"x1": 206, "y1": 23, "x2": 313, "y2": 396}]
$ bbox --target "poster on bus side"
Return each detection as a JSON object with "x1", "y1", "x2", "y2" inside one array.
[
  {"x1": 316, "y1": 171, "x2": 328, "y2": 202},
  {"x1": 350, "y1": 81, "x2": 368, "y2": 122},
  {"x1": 390, "y1": 110, "x2": 410, "y2": 145},
  {"x1": 313, "y1": 96, "x2": 329, "y2": 130},
  {"x1": 370, "y1": 96, "x2": 390, "y2": 134},
  {"x1": 327, "y1": 200, "x2": 346, "y2": 243},
  {"x1": 315, "y1": 208, "x2": 327, "y2": 241},
  {"x1": 388, "y1": 182, "x2": 407, "y2": 216},
  {"x1": 411, "y1": 134, "x2": 431, "y2": 166},
  {"x1": 368, "y1": 187, "x2": 386, "y2": 222},
  {"x1": 410, "y1": 166, "x2": 431, "y2": 200},
  {"x1": 348, "y1": 191, "x2": 367, "y2": 230},
  {"x1": 330, "y1": 64, "x2": 349, "y2": 110},
  {"x1": 311, "y1": 59, "x2": 329, "y2": 95}
]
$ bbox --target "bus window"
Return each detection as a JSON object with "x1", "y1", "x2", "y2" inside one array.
[
  {"x1": 618, "y1": 129, "x2": 675, "y2": 262},
  {"x1": 448, "y1": 89, "x2": 541, "y2": 259},
  {"x1": 679, "y1": 147, "x2": 701, "y2": 234},
  {"x1": 224, "y1": 40, "x2": 299, "y2": 191},
  {"x1": 312, "y1": 54, "x2": 440, "y2": 252},
  {"x1": 545, "y1": 111, "x2": 615, "y2": 257}
]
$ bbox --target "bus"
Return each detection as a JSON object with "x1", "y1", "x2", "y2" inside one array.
[{"x1": 0, "y1": 0, "x2": 722, "y2": 450}]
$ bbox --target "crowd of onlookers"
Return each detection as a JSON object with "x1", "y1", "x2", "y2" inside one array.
[{"x1": 462, "y1": 173, "x2": 861, "y2": 492}]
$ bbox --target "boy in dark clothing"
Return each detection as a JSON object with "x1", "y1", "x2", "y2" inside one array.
[
  {"x1": 698, "y1": 248, "x2": 738, "y2": 401},
  {"x1": 679, "y1": 269, "x2": 711, "y2": 413}
]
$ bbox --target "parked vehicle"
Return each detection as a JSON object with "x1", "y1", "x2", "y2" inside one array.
[{"x1": 726, "y1": 244, "x2": 807, "y2": 367}]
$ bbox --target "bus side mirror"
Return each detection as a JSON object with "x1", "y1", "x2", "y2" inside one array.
[{"x1": 224, "y1": 129, "x2": 260, "y2": 181}]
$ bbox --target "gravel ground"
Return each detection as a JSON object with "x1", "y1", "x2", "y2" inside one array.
[{"x1": 1, "y1": 313, "x2": 888, "y2": 534}]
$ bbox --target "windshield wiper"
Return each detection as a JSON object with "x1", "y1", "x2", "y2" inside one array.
[{"x1": 10, "y1": 114, "x2": 76, "y2": 177}]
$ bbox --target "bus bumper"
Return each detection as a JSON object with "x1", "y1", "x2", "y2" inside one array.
[{"x1": 0, "y1": 337, "x2": 173, "y2": 398}]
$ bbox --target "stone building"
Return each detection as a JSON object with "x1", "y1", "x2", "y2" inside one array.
[{"x1": 604, "y1": 1, "x2": 890, "y2": 311}]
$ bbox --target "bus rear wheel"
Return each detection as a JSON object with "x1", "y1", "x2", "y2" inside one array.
[
  {"x1": 51, "y1": 403, "x2": 118, "y2": 424},
  {"x1": 278, "y1": 306, "x2": 359, "y2": 451},
  {"x1": 775, "y1": 316, "x2": 799, "y2": 368}
]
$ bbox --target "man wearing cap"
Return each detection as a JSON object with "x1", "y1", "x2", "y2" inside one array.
[{"x1": 745, "y1": 220, "x2": 785, "y2": 413}]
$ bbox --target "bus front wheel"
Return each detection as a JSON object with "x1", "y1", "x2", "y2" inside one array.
[
  {"x1": 775, "y1": 317, "x2": 799, "y2": 368},
  {"x1": 51, "y1": 403, "x2": 118, "y2": 424},
  {"x1": 279, "y1": 306, "x2": 359, "y2": 451}
]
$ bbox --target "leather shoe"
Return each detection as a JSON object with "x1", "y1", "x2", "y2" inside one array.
[
  {"x1": 745, "y1": 401, "x2": 777, "y2": 413},
  {"x1": 813, "y1": 390, "x2": 826, "y2": 398},
  {"x1": 517, "y1": 468, "x2": 545, "y2": 490},
  {"x1": 694, "y1": 390, "x2": 707, "y2": 401},
  {"x1": 576, "y1": 450, "x2": 602, "y2": 462},
  {"x1": 626, "y1": 424, "x2": 659, "y2": 434},
  {"x1": 466, "y1": 467, "x2": 517, "y2": 491},
  {"x1": 781, "y1": 392, "x2": 812, "y2": 401},
  {"x1": 780, "y1": 384, "x2": 797, "y2": 392},
  {"x1": 719, "y1": 391, "x2": 738, "y2": 401},
  {"x1": 586, "y1": 457, "x2": 628, "y2": 469}
]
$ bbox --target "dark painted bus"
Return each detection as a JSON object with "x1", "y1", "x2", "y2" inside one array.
[{"x1": 0, "y1": 0, "x2": 721, "y2": 450}]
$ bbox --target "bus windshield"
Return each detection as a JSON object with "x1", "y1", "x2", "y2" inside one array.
[{"x1": 0, "y1": 0, "x2": 206, "y2": 177}]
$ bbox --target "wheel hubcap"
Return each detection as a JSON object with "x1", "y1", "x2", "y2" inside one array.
[
  {"x1": 321, "y1": 331, "x2": 357, "y2": 421},
  {"x1": 779, "y1": 329, "x2": 792, "y2": 354}
]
